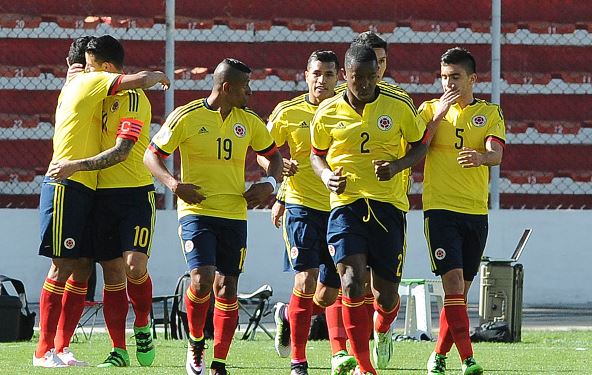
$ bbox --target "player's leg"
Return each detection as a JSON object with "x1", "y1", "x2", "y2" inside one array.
[
  {"x1": 55, "y1": 256, "x2": 93, "y2": 366},
  {"x1": 367, "y1": 201, "x2": 406, "y2": 370},
  {"x1": 329, "y1": 200, "x2": 376, "y2": 374},
  {"x1": 180, "y1": 215, "x2": 217, "y2": 375},
  {"x1": 121, "y1": 189, "x2": 157, "y2": 366},
  {"x1": 34, "y1": 180, "x2": 93, "y2": 367},
  {"x1": 98, "y1": 257, "x2": 130, "y2": 367},
  {"x1": 209, "y1": 217, "x2": 246, "y2": 375}
]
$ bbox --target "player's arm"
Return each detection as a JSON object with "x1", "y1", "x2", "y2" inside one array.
[
  {"x1": 244, "y1": 145, "x2": 283, "y2": 208},
  {"x1": 310, "y1": 152, "x2": 346, "y2": 194},
  {"x1": 457, "y1": 137, "x2": 504, "y2": 168},
  {"x1": 373, "y1": 141, "x2": 427, "y2": 181},
  {"x1": 422, "y1": 88, "x2": 461, "y2": 146},
  {"x1": 117, "y1": 71, "x2": 170, "y2": 91},
  {"x1": 143, "y1": 148, "x2": 205, "y2": 204}
]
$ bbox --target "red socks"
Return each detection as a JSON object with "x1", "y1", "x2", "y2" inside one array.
[
  {"x1": 443, "y1": 294, "x2": 473, "y2": 360},
  {"x1": 185, "y1": 287, "x2": 211, "y2": 341},
  {"x1": 325, "y1": 293, "x2": 347, "y2": 354},
  {"x1": 35, "y1": 278, "x2": 65, "y2": 358},
  {"x1": 127, "y1": 272, "x2": 152, "y2": 328},
  {"x1": 435, "y1": 306, "x2": 454, "y2": 355},
  {"x1": 373, "y1": 298, "x2": 400, "y2": 333},
  {"x1": 55, "y1": 279, "x2": 87, "y2": 352},
  {"x1": 288, "y1": 289, "x2": 314, "y2": 363},
  {"x1": 103, "y1": 282, "x2": 128, "y2": 350},
  {"x1": 213, "y1": 297, "x2": 239, "y2": 362},
  {"x1": 342, "y1": 296, "x2": 375, "y2": 374}
]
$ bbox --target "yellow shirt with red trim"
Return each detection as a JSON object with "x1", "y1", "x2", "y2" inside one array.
[
  {"x1": 418, "y1": 98, "x2": 506, "y2": 214},
  {"x1": 149, "y1": 98, "x2": 276, "y2": 220},
  {"x1": 53, "y1": 71, "x2": 122, "y2": 189},
  {"x1": 268, "y1": 93, "x2": 330, "y2": 212},
  {"x1": 97, "y1": 89, "x2": 153, "y2": 189},
  {"x1": 310, "y1": 88, "x2": 424, "y2": 211},
  {"x1": 338, "y1": 81, "x2": 415, "y2": 193}
]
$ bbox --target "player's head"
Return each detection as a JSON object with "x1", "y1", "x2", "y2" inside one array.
[
  {"x1": 343, "y1": 45, "x2": 378, "y2": 103},
  {"x1": 351, "y1": 31, "x2": 387, "y2": 80},
  {"x1": 85, "y1": 35, "x2": 125, "y2": 73},
  {"x1": 440, "y1": 47, "x2": 477, "y2": 96},
  {"x1": 68, "y1": 36, "x2": 94, "y2": 66},
  {"x1": 305, "y1": 50, "x2": 339, "y2": 104},
  {"x1": 213, "y1": 58, "x2": 252, "y2": 108}
]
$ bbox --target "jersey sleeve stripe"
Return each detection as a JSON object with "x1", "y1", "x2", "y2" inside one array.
[
  {"x1": 148, "y1": 143, "x2": 170, "y2": 158},
  {"x1": 487, "y1": 135, "x2": 506, "y2": 148},
  {"x1": 379, "y1": 90, "x2": 418, "y2": 115},
  {"x1": 254, "y1": 142, "x2": 278, "y2": 157},
  {"x1": 167, "y1": 102, "x2": 204, "y2": 130},
  {"x1": 311, "y1": 146, "x2": 328, "y2": 156},
  {"x1": 108, "y1": 74, "x2": 124, "y2": 96}
]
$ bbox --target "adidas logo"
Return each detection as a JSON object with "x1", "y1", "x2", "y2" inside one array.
[
  {"x1": 299, "y1": 121, "x2": 309, "y2": 128},
  {"x1": 198, "y1": 126, "x2": 208, "y2": 134},
  {"x1": 336, "y1": 122, "x2": 346, "y2": 129}
]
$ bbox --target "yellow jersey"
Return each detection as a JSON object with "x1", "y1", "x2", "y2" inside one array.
[
  {"x1": 149, "y1": 98, "x2": 276, "y2": 220},
  {"x1": 268, "y1": 93, "x2": 330, "y2": 212},
  {"x1": 310, "y1": 87, "x2": 424, "y2": 211},
  {"x1": 418, "y1": 98, "x2": 506, "y2": 214},
  {"x1": 97, "y1": 89, "x2": 153, "y2": 189},
  {"x1": 52, "y1": 71, "x2": 122, "y2": 189}
]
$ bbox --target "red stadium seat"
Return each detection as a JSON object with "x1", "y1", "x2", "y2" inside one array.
[
  {"x1": 533, "y1": 121, "x2": 581, "y2": 135},
  {"x1": 0, "y1": 114, "x2": 40, "y2": 129},
  {"x1": 0, "y1": 65, "x2": 41, "y2": 77},
  {"x1": 0, "y1": 140, "x2": 52, "y2": 169},
  {"x1": 0, "y1": 14, "x2": 42, "y2": 28},
  {"x1": 559, "y1": 170, "x2": 592, "y2": 183},
  {"x1": 345, "y1": 20, "x2": 397, "y2": 34},
  {"x1": 221, "y1": 18, "x2": 272, "y2": 31},
  {"x1": 527, "y1": 22, "x2": 576, "y2": 34},
  {"x1": 0, "y1": 168, "x2": 37, "y2": 182},
  {"x1": 408, "y1": 20, "x2": 458, "y2": 32},
  {"x1": 559, "y1": 72, "x2": 592, "y2": 84},
  {"x1": 175, "y1": 17, "x2": 214, "y2": 30},
  {"x1": 501, "y1": 194, "x2": 592, "y2": 209},
  {"x1": 502, "y1": 144, "x2": 591, "y2": 172},
  {"x1": 101, "y1": 16, "x2": 155, "y2": 29},
  {"x1": 502, "y1": 171, "x2": 554, "y2": 185},
  {"x1": 504, "y1": 72, "x2": 552, "y2": 85},
  {"x1": 273, "y1": 18, "x2": 333, "y2": 32},
  {"x1": 390, "y1": 71, "x2": 436, "y2": 84},
  {"x1": 506, "y1": 121, "x2": 529, "y2": 134},
  {"x1": 52, "y1": 15, "x2": 102, "y2": 29}
]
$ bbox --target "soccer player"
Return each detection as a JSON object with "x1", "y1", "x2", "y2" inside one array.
[
  {"x1": 144, "y1": 58, "x2": 282, "y2": 375},
  {"x1": 47, "y1": 35, "x2": 158, "y2": 367},
  {"x1": 418, "y1": 47, "x2": 505, "y2": 375},
  {"x1": 266, "y1": 50, "x2": 356, "y2": 375},
  {"x1": 310, "y1": 45, "x2": 427, "y2": 375},
  {"x1": 33, "y1": 36, "x2": 169, "y2": 368},
  {"x1": 331, "y1": 31, "x2": 417, "y2": 370}
]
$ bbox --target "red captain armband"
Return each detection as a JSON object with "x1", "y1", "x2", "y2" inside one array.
[
  {"x1": 117, "y1": 118, "x2": 144, "y2": 142},
  {"x1": 487, "y1": 135, "x2": 506, "y2": 148},
  {"x1": 311, "y1": 146, "x2": 328, "y2": 156}
]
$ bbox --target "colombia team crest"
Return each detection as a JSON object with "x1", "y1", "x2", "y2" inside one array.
[
  {"x1": 233, "y1": 123, "x2": 246, "y2": 138},
  {"x1": 110, "y1": 100, "x2": 120, "y2": 112},
  {"x1": 377, "y1": 115, "x2": 393, "y2": 131},
  {"x1": 471, "y1": 115, "x2": 487, "y2": 127}
]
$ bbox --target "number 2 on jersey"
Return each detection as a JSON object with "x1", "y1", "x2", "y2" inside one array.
[{"x1": 360, "y1": 132, "x2": 370, "y2": 153}]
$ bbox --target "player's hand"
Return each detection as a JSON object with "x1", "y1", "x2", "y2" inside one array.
[
  {"x1": 321, "y1": 166, "x2": 347, "y2": 195},
  {"x1": 457, "y1": 147, "x2": 483, "y2": 168},
  {"x1": 434, "y1": 86, "x2": 461, "y2": 120},
  {"x1": 243, "y1": 182, "x2": 274, "y2": 208},
  {"x1": 283, "y1": 158, "x2": 298, "y2": 177},
  {"x1": 271, "y1": 200, "x2": 285, "y2": 228},
  {"x1": 46, "y1": 160, "x2": 80, "y2": 181},
  {"x1": 373, "y1": 159, "x2": 401, "y2": 181},
  {"x1": 173, "y1": 183, "x2": 205, "y2": 204},
  {"x1": 65, "y1": 59, "x2": 84, "y2": 83},
  {"x1": 153, "y1": 71, "x2": 170, "y2": 90}
]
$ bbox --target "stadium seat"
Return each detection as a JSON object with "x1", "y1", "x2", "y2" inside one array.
[
  {"x1": 345, "y1": 20, "x2": 397, "y2": 34},
  {"x1": 559, "y1": 170, "x2": 592, "y2": 183},
  {"x1": 273, "y1": 18, "x2": 333, "y2": 31},
  {"x1": 501, "y1": 194, "x2": 592, "y2": 209},
  {"x1": 502, "y1": 171, "x2": 555, "y2": 185},
  {"x1": 504, "y1": 72, "x2": 552, "y2": 85},
  {"x1": 506, "y1": 121, "x2": 529, "y2": 134},
  {"x1": 0, "y1": 14, "x2": 41, "y2": 28},
  {"x1": 175, "y1": 17, "x2": 214, "y2": 30},
  {"x1": 526, "y1": 22, "x2": 576, "y2": 34},
  {"x1": 0, "y1": 168, "x2": 37, "y2": 182},
  {"x1": 0, "y1": 65, "x2": 41, "y2": 78},
  {"x1": 223, "y1": 18, "x2": 272, "y2": 31},
  {"x1": 52, "y1": 15, "x2": 102, "y2": 29},
  {"x1": 408, "y1": 20, "x2": 458, "y2": 32},
  {"x1": 559, "y1": 72, "x2": 592, "y2": 84},
  {"x1": 533, "y1": 121, "x2": 581, "y2": 135},
  {"x1": 0, "y1": 114, "x2": 40, "y2": 128}
]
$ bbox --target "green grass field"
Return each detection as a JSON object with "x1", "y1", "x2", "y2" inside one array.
[{"x1": 2, "y1": 330, "x2": 590, "y2": 374}]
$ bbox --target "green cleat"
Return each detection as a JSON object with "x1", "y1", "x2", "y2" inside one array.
[
  {"x1": 426, "y1": 351, "x2": 447, "y2": 374},
  {"x1": 97, "y1": 348, "x2": 130, "y2": 368},
  {"x1": 462, "y1": 356, "x2": 484, "y2": 375},
  {"x1": 331, "y1": 350, "x2": 358, "y2": 375},
  {"x1": 134, "y1": 324, "x2": 156, "y2": 366}
]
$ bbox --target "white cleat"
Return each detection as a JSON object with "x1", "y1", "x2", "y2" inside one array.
[
  {"x1": 33, "y1": 349, "x2": 68, "y2": 368},
  {"x1": 372, "y1": 311, "x2": 393, "y2": 369},
  {"x1": 57, "y1": 347, "x2": 89, "y2": 366},
  {"x1": 273, "y1": 302, "x2": 291, "y2": 358}
]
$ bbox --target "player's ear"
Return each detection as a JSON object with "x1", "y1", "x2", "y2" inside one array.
[
  {"x1": 341, "y1": 67, "x2": 348, "y2": 80},
  {"x1": 469, "y1": 72, "x2": 477, "y2": 85},
  {"x1": 221, "y1": 81, "x2": 232, "y2": 94}
]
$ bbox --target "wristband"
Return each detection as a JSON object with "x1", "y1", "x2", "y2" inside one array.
[
  {"x1": 262, "y1": 176, "x2": 277, "y2": 193},
  {"x1": 320, "y1": 168, "x2": 333, "y2": 187}
]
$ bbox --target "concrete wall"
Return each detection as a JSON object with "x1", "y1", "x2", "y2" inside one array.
[{"x1": 1, "y1": 209, "x2": 590, "y2": 306}]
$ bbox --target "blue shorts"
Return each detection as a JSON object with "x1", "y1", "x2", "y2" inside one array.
[
  {"x1": 327, "y1": 198, "x2": 406, "y2": 283},
  {"x1": 424, "y1": 209, "x2": 488, "y2": 281},
  {"x1": 282, "y1": 204, "x2": 340, "y2": 289},
  {"x1": 179, "y1": 215, "x2": 247, "y2": 277},
  {"x1": 39, "y1": 178, "x2": 95, "y2": 259},
  {"x1": 89, "y1": 186, "x2": 156, "y2": 262}
]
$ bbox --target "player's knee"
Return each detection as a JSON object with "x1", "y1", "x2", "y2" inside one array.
[
  {"x1": 340, "y1": 274, "x2": 365, "y2": 298},
  {"x1": 126, "y1": 263, "x2": 147, "y2": 280},
  {"x1": 375, "y1": 291, "x2": 399, "y2": 311},
  {"x1": 294, "y1": 270, "x2": 318, "y2": 294},
  {"x1": 314, "y1": 286, "x2": 338, "y2": 306}
]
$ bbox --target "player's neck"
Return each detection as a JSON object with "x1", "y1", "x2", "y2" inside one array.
[
  {"x1": 206, "y1": 94, "x2": 232, "y2": 120},
  {"x1": 457, "y1": 94, "x2": 475, "y2": 108}
]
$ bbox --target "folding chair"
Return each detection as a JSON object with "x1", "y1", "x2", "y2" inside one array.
[
  {"x1": 237, "y1": 284, "x2": 273, "y2": 340},
  {"x1": 150, "y1": 294, "x2": 179, "y2": 340},
  {"x1": 73, "y1": 300, "x2": 103, "y2": 342}
]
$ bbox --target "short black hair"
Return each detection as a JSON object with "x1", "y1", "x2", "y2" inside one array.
[
  {"x1": 307, "y1": 50, "x2": 340, "y2": 71},
  {"x1": 68, "y1": 36, "x2": 94, "y2": 66},
  {"x1": 222, "y1": 58, "x2": 251, "y2": 74},
  {"x1": 213, "y1": 58, "x2": 252, "y2": 86},
  {"x1": 344, "y1": 45, "x2": 377, "y2": 70},
  {"x1": 351, "y1": 31, "x2": 387, "y2": 52},
  {"x1": 86, "y1": 35, "x2": 125, "y2": 70},
  {"x1": 441, "y1": 47, "x2": 476, "y2": 74}
]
